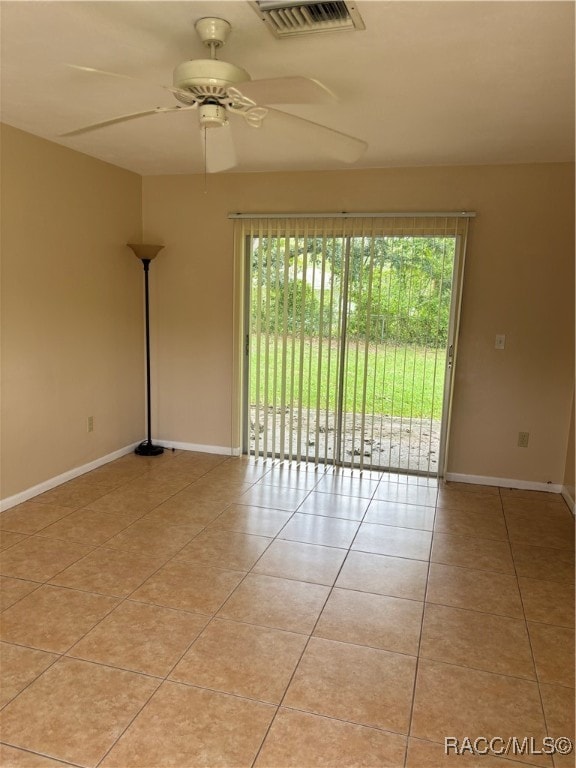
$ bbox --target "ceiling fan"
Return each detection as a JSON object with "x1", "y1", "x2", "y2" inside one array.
[{"x1": 61, "y1": 17, "x2": 368, "y2": 173}]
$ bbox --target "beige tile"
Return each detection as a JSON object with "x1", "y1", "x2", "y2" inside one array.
[
  {"x1": 512, "y1": 543, "x2": 575, "y2": 583},
  {"x1": 85, "y1": 485, "x2": 176, "y2": 521},
  {"x1": 174, "y1": 529, "x2": 272, "y2": 571},
  {"x1": 142, "y1": 494, "x2": 228, "y2": 527},
  {"x1": 192, "y1": 472, "x2": 256, "y2": 490},
  {"x1": 426, "y1": 563, "x2": 523, "y2": 618},
  {"x1": 420, "y1": 603, "x2": 535, "y2": 679},
  {"x1": 364, "y1": 499, "x2": 436, "y2": 530},
  {"x1": 0, "y1": 643, "x2": 58, "y2": 708},
  {"x1": 385, "y1": 473, "x2": 438, "y2": 486},
  {"x1": 208, "y1": 504, "x2": 293, "y2": 536},
  {"x1": 336, "y1": 550, "x2": 428, "y2": 601},
  {"x1": 501, "y1": 488, "x2": 567, "y2": 504},
  {"x1": 81, "y1": 462, "x2": 145, "y2": 486},
  {"x1": 357, "y1": 467, "x2": 409, "y2": 482},
  {"x1": 206, "y1": 459, "x2": 270, "y2": 484},
  {"x1": 431, "y1": 532, "x2": 515, "y2": 574},
  {"x1": 239, "y1": 485, "x2": 310, "y2": 511},
  {"x1": 121, "y1": 474, "x2": 191, "y2": 496},
  {"x1": 373, "y1": 483, "x2": 437, "y2": 507},
  {"x1": 0, "y1": 576, "x2": 41, "y2": 611},
  {"x1": 352, "y1": 522, "x2": 432, "y2": 560},
  {"x1": 131, "y1": 560, "x2": 244, "y2": 614},
  {"x1": 539, "y1": 684, "x2": 575, "y2": 768},
  {"x1": 284, "y1": 636, "x2": 416, "y2": 733},
  {"x1": 434, "y1": 508, "x2": 508, "y2": 541},
  {"x1": 0, "y1": 531, "x2": 27, "y2": 550},
  {"x1": 217, "y1": 573, "x2": 329, "y2": 633},
  {"x1": 49, "y1": 547, "x2": 166, "y2": 597},
  {"x1": 519, "y1": 578, "x2": 575, "y2": 628},
  {"x1": 69, "y1": 600, "x2": 207, "y2": 676},
  {"x1": 406, "y1": 738, "x2": 534, "y2": 767},
  {"x1": 527, "y1": 622, "x2": 575, "y2": 687},
  {"x1": 171, "y1": 618, "x2": 307, "y2": 703},
  {"x1": 103, "y1": 519, "x2": 196, "y2": 559},
  {"x1": 100, "y1": 681, "x2": 274, "y2": 768},
  {"x1": 502, "y1": 495, "x2": 572, "y2": 516},
  {"x1": 61, "y1": 474, "x2": 123, "y2": 493},
  {"x1": 312, "y1": 476, "x2": 379, "y2": 500},
  {"x1": 436, "y1": 488, "x2": 503, "y2": 513},
  {"x1": 0, "y1": 745, "x2": 73, "y2": 767},
  {"x1": 411, "y1": 660, "x2": 550, "y2": 767},
  {"x1": 0, "y1": 584, "x2": 118, "y2": 653},
  {"x1": 278, "y1": 513, "x2": 360, "y2": 548},
  {"x1": 0, "y1": 536, "x2": 93, "y2": 582},
  {"x1": 297, "y1": 491, "x2": 370, "y2": 520},
  {"x1": 0, "y1": 657, "x2": 159, "y2": 768},
  {"x1": 32, "y1": 483, "x2": 111, "y2": 509},
  {"x1": 254, "y1": 708, "x2": 407, "y2": 768},
  {"x1": 256, "y1": 466, "x2": 322, "y2": 490},
  {"x1": 505, "y1": 511, "x2": 574, "y2": 550},
  {"x1": 252, "y1": 539, "x2": 346, "y2": 586},
  {"x1": 441, "y1": 481, "x2": 500, "y2": 495},
  {"x1": 141, "y1": 464, "x2": 204, "y2": 485},
  {"x1": 37, "y1": 507, "x2": 133, "y2": 546},
  {"x1": 0, "y1": 502, "x2": 73, "y2": 534},
  {"x1": 314, "y1": 587, "x2": 423, "y2": 655},
  {"x1": 172, "y1": 482, "x2": 253, "y2": 507}
]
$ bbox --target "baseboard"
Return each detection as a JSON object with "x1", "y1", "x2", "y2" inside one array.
[
  {"x1": 0, "y1": 443, "x2": 140, "y2": 512},
  {"x1": 561, "y1": 486, "x2": 575, "y2": 514},
  {"x1": 159, "y1": 440, "x2": 241, "y2": 457},
  {"x1": 444, "y1": 473, "x2": 563, "y2": 494}
]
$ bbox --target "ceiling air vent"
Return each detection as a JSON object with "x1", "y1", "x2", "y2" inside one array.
[{"x1": 250, "y1": 1, "x2": 365, "y2": 37}]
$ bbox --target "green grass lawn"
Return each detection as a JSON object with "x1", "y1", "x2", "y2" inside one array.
[{"x1": 250, "y1": 337, "x2": 447, "y2": 420}]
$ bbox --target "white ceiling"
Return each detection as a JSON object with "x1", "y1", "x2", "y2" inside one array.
[{"x1": 1, "y1": 0, "x2": 574, "y2": 175}]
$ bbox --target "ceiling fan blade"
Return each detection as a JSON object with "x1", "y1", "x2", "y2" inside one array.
[
  {"x1": 236, "y1": 76, "x2": 336, "y2": 105},
  {"x1": 65, "y1": 64, "x2": 195, "y2": 102},
  {"x1": 266, "y1": 107, "x2": 367, "y2": 163},
  {"x1": 60, "y1": 105, "x2": 196, "y2": 137},
  {"x1": 201, "y1": 123, "x2": 237, "y2": 173}
]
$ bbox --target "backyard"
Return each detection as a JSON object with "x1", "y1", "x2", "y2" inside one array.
[
  {"x1": 247, "y1": 233, "x2": 455, "y2": 472},
  {"x1": 249, "y1": 339, "x2": 446, "y2": 472}
]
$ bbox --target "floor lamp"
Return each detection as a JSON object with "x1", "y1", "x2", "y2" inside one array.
[{"x1": 128, "y1": 243, "x2": 164, "y2": 456}]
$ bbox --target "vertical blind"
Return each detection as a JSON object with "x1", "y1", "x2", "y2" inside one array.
[{"x1": 233, "y1": 213, "x2": 472, "y2": 475}]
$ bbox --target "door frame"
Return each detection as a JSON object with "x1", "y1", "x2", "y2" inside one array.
[{"x1": 231, "y1": 214, "x2": 472, "y2": 475}]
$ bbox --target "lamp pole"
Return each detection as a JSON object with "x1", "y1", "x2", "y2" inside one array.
[{"x1": 127, "y1": 243, "x2": 165, "y2": 456}]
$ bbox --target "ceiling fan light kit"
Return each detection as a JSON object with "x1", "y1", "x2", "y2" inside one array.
[
  {"x1": 199, "y1": 103, "x2": 228, "y2": 128},
  {"x1": 61, "y1": 15, "x2": 368, "y2": 170}
]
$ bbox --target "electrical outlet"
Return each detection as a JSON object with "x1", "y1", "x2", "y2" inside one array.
[
  {"x1": 495, "y1": 334, "x2": 506, "y2": 350},
  {"x1": 87, "y1": 416, "x2": 94, "y2": 433},
  {"x1": 517, "y1": 431, "x2": 529, "y2": 448}
]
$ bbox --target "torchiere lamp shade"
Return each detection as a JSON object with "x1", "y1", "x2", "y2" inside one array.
[{"x1": 127, "y1": 243, "x2": 164, "y2": 261}]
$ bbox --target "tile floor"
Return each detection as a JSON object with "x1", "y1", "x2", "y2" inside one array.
[{"x1": 0, "y1": 450, "x2": 574, "y2": 768}]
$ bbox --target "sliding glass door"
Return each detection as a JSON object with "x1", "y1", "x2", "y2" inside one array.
[{"x1": 238, "y1": 215, "x2": 470, "y2": 476}]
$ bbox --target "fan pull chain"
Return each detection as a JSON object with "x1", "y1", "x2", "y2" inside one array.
[{"x1": 203, "y1": 126, "x2": 208, "y2": 194}]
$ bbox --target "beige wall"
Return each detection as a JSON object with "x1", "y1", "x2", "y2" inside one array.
[
  {"x1": 564, "y1": 391, "x2": 575, "y2": 504},
  {"x1": 2, "y1": 129, "x2": 572, "y2": 496},
  {"x1": 143, "y1": 163, "x2": 574, "y2": 484},
  {"x1": 1, "y1": 125, "x2": 144, "y2": 500}
]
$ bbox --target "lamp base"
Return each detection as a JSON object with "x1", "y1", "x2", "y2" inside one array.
[{"x1": 135, "y1": 441, "x2": 164, "y2": 457}]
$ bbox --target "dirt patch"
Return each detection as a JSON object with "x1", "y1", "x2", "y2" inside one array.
[{"x1": 250, "y1": 406, "x2": 440, "y2": 474}]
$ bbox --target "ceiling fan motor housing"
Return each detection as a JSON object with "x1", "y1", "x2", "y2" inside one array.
[{"x1": 173, "y1": 59, "x2": 251, "y2": 103}]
